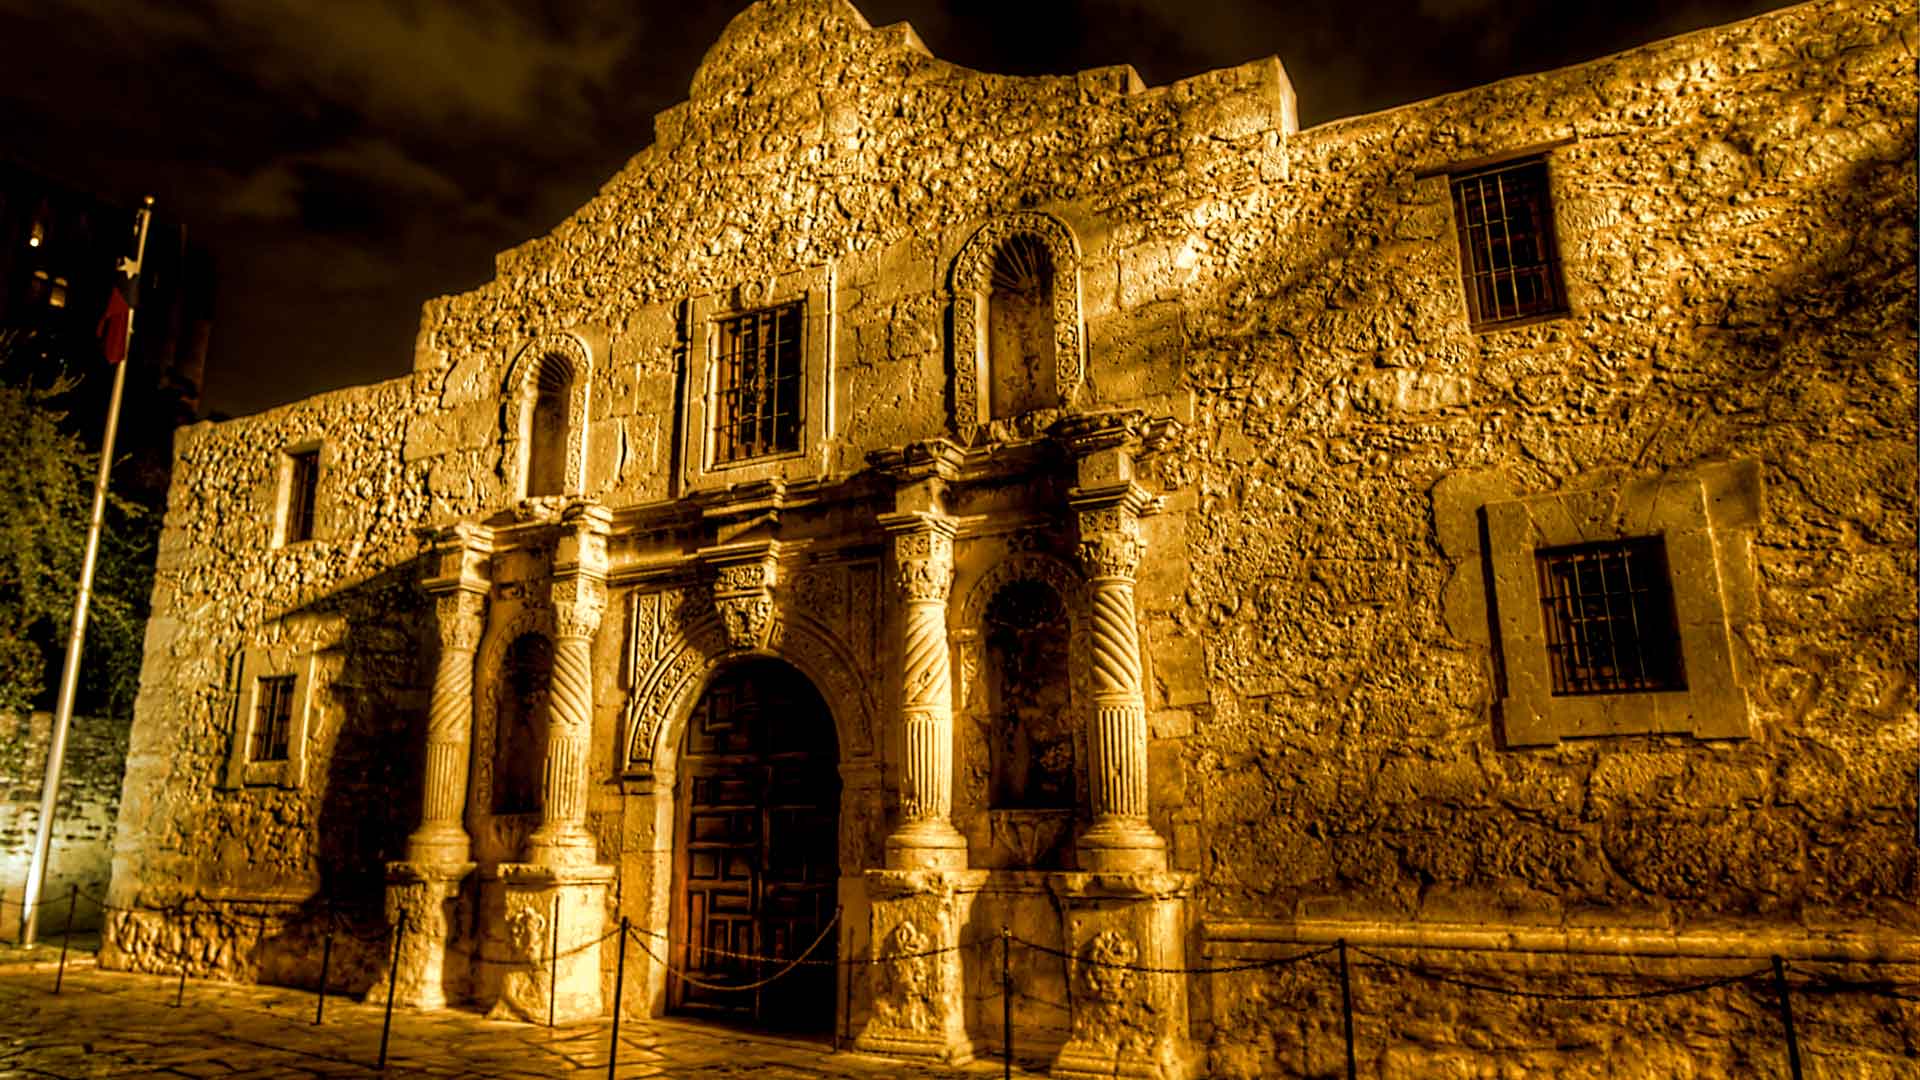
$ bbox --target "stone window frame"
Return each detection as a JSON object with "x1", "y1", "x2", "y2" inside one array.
[
  {"x1": 1484, "y1": 461, "x2": 1761, "y2": 746},
  {"x1": 1418, "y1": 141, "x2": 1577, "y2": 335},
  {"x1": 503, "y1": 334, "x2": 592, "y2": 501},
  {"x1": 678, "y1": 264, "x2": 835, "y2": 495},
  {"x1": 949, "y1": 212, "x2": 1086, "y2": 444},
  {"x1": 272, "y1": 440, "x2": 325, "y2": 548},
  {"x1": 223, "y1": 645, "x2": 317, "y2": 789}
]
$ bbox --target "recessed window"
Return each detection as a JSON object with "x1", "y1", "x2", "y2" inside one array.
[
  {"x1": 709, "y1": 302, "x2": 803, "y2": 466},
  {"x1": 47, "y1": 277, "x2": 67, "y2": 309},
  {"x1": 525, "y1": 353, "x2": 574, "y2": 497},
  {"x1": 283, "y1": 449, "x2": 319, "y2": 544},
  {"x1": 1451, "y1": 159, "x2": 1567, "y2": 329},
  {"x1": 250, "y1": 675, "x2": 296, "y2": 762},
  {"x1": 1536, "y1": 538, "x2": 1685, "y2": 696}
]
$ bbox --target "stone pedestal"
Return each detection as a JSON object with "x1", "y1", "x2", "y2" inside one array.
[
  {"x1": 485, "y1": 862, "x2": 615, "y2": 1024},
  {"x1": 1049, "y1": 872, "x2": 1195, "y2": 1080},
  {"x1": 855, "y1": 869, "x2": 988, "y2": 1063},
  {"x1": 369, "y1": 860, "x2": 474, "y2": 1009}
]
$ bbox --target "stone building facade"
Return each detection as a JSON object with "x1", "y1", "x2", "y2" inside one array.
[{"x1": 105, "y1": 0, "x2": 1916, "y2": 1075}]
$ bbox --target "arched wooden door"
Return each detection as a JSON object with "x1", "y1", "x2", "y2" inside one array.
[{"x1": 670, "y1": 659, "x2": 840, "y2": 1032}]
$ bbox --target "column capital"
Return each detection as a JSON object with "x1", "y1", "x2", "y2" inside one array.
[
  {"x1": 879, "y1": 514, "x2": 955, "y2": 604},
  {"x1": 550, "y1": 575, "x2": 607, "y2": 640},
  {"x1": 431, "y1": 589, "x2": 487, "y2": 653}
]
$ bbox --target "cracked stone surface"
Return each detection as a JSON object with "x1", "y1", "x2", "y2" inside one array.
[{"x1": 0, "y1": 958, "x2": 1042, "y2": 1079}]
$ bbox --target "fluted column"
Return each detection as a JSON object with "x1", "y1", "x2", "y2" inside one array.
[
  {"x1": 879, "y1": 511, "x2": 967, "y2": 869},
  {"x1": 526, "y1": 502, "x2": 611, "y2": 867},
  {"x1": 407, "y1": 586, "x2": 486, "y2": 864}
]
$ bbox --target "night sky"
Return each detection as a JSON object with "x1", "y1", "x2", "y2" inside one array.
[{"x1": 1, "y1": 0, "x2": 1800, "y2": 419}]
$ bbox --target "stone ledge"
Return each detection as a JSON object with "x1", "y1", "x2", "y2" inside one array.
[{"x1": 1201, "y1": 917, "x2": 1920, "y2": 963}]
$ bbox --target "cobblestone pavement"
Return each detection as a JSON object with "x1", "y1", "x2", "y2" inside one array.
[{"x1": 0, "y1": 954, "x2": 1043, "y2": 1079}]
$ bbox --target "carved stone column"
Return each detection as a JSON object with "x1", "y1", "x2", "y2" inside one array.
[
  {"x1": 872, "y1": 439, "x2": 969, "y2": 871},
  {"x1": 493, "y1": 500, "x2": 615, "y2": 1024},
  {"x1": 525, "y1": 502, "x2": 610, "y2": 866},
  {"x1": 1063, "y1": 416, "x2": 1167, "y2": 874},
  {"x1": 373, "y1": 523, "x2": 489, "y2": 1009}
]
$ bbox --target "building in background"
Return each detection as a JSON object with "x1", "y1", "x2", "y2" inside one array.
[{"x1": 100, "y1": 0, "x2": 1914, "y2": 1075}]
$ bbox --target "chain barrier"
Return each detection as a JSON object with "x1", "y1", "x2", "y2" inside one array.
[
  {"x1": 1012, "y1": 932, "x2": 1339, "y2": 975},
  {"x1": 1350, "y1": 945, "x2": 1775, "y2": 1002},
  {"x1": 628, "y1": 909, "x2": 842, "y2": 993},
  {"x1": 630, "y1": 919, "x2": 978, "y2": 967}
]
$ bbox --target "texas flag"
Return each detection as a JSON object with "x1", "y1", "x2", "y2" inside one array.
[{"x1": 96, "y1": 216, "x2": 144, "y2": 365}]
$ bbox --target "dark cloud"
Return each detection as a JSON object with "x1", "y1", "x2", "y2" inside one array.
[{"x1": 0, "y1": 0, "x2": 1802, "y2": 416}]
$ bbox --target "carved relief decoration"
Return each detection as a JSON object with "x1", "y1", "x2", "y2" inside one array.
[
  {"x1": 473, "y1": 607, "x2": 555, "y2": 817},
  {"x1": 501, "y1": 333, "x2": 593, "y2": 500},
  {"x1": 950, "y1": 212, "x2": 1085, "y2": 445},
  {"x1": 434, "y1": 589, "x2": 486, "y2": 653},
  {"x1": 624, "y1": 580, "x2": 876, "y2": 769},
  {"x1": 892, "y1": 528, "x2": 954, "y2": 603},
  {"x1": 872, "y1": 919, "x2": 936, "y2": 1034},
  {"x1": 551, "y1": 575, "x2": 607, "y2": 640},
  {"x1": 1073, "y1": 928, "x2": 1152, "y2": 1051}
]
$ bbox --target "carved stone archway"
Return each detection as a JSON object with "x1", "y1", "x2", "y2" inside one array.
[{"x1": 949, "y1": 212, "x2": 1086, "y2": 444}]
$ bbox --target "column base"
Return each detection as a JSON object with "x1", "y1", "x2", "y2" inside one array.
[
  {"x1": 885, "y1": 820, "x2": 970, "y2": 871},
  {"x1": 1048, "y1": 871, "x2": 1196, "y2": 1080},
  {"x1": 484, "y1": 862, "x2": 615, "y2": 1024},
  {"x1": 522, "y1": 824, "x2": 599, "y2": 867},
  {"x1": 855, "y1": 869, "x2": 988, "y2": 1064},
  {"x1": 403, "y1": 823, "x2": 471, "y2": 867},
  {"x1": 1077, "y1": 816, "x2": 1168, "y2": 874},
  {"x1": 367, "y1": 861, "x2": 474, "y2": 1010}
]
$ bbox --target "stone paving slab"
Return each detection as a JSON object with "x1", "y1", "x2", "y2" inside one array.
[{"x1": 0, "y1": 958, "x2": 1044, "y2": 1079}]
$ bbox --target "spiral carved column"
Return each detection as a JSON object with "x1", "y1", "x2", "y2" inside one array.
[
  {"x1": 526, "y1": 542, "x2": 607, "y2": 867},
  {"x1": 378, "y1": 522, "x2": 490, "y2": 1010},
  {"x1": 407, "y1": 587, "x2": 486, "y2": 865},
  {"x1": 1072, "y1": 483, "x2": 1167, "y2": 873},
  {"x1": 880, "y1": 511, "x2": 968, "y2": 870}
]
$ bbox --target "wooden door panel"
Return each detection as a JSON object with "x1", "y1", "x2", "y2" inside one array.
[{"x1": 671, "y1": 661, "x2": 840, "y2": 1031}]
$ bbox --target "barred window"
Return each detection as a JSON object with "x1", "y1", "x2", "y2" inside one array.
[
  {"x1": 1536, "y1": 538, "x2": 1685, "y2": 696},
  {"x1": 1451, "y1": 159, "x2": 1567, "y2": 329},
  {"x1": 250, "y1": 675, "x2": 296, "y2": 762},
  {"x1": 284, "y1": 449, "x2": 319, "y2": 544},
  {"x1": 709, "y1": 302, "x2": 803, "y2": 466}
]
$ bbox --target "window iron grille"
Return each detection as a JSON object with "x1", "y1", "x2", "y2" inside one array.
[
  {"x1": 1536, "y1": 537, "x2": 1686, "y2": 696},
  {"x1": 709, "y1": 302, "x2": 803, "y2": 466},
  {"x1": 1451, "y1": 159, "x2": 1567, "y2": 328},
  {"x1": 251, "y1": 675, "x2": 296, "y2": 762},
  {"x1": 285, "y1": 450, "x2": 319, "y2": 544}
]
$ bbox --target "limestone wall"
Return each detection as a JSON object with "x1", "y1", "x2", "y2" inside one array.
[
  {"x1": 106, "y1": 376, "x2": 433, "y2": 985},
  {"x1": 104, "y1": 0, "x2": 1915, "y2": 1065},
  {"x1": 0, "y1": 711, "x2": 129, "y2": 935}
]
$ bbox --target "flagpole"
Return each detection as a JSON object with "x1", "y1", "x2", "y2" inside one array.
[{"x1": 19, "y1": 196, "x2": 153, "y2": 946}]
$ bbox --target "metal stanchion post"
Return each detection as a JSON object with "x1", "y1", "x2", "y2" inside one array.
[
  {"x1": 174, "y1": 962, "x2": 187, "y2": 1007},
  {"x1": 314, "y1": 906, "x2": 335, "y2": 1025},
  {"x1": 607, "y1": 918, "x2": 629, "y2": 1080},
  {"x1": 1339, "y1": 939, "x2": 1356, "y2": 1080},
  {"x1": 378, "y1": 912, "x2": 406, "y2": 1071},
  {"x1": 1002, "y1": 928, "x2": 1012, "y2": 1080},
  {"x1": 54, "y1": 885, "x2": 76, "y2": 994},
  {"x1": 1772, "y1": 955, "x2": 1803, "y2": 1080},
  {"x1": 548, "y1": 894, "x2": 560, "y2": 1028}
]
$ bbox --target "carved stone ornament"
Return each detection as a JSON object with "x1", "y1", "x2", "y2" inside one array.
[
  {"x1": 1080, "y1": 929, "x2": 1138, "y2": 1001},
  {"x1": 873, "y1": 919, "x2": 936, "y2": 1034},
  {"x1": 551, "y1": 576, "x2": 606, "y2": 639},
  {"x1": 435, "y1": 589, "x2": 486, "y2": 653},
  {"x1": 1077, "y1": 531, "x2": 1142, "y2": 581},
  {"x1": 950, "y1": 212, "x2": 1086, "y2": 444},
  {"x1": 893, "y1": 529, "x2": 954, "y2": 603},
  {"x1": 709, "y1": 549, "x2": 781, "y2": 651},
  {"x1": 506, "y1": 904, "x2": 549, "y2": 966}
]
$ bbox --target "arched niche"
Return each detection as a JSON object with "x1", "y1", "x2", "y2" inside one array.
[
  {"x1": 471, "y1": 606, "x2": 557, "y2": 858},
  {"x1": 502, "y1": 334, "x2": 591, "y2": 499},
  {"x1": 950, "y1": 212, "x2": 1086, "y2": 444}
]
